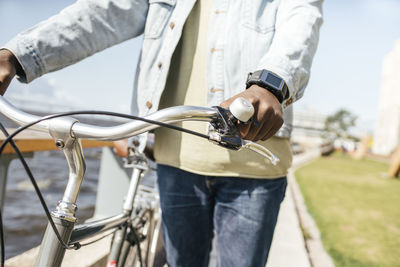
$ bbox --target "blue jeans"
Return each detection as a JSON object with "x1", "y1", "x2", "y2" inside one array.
[{"x1": 157, "y1": 164, "x2": 287, "y2": 267}]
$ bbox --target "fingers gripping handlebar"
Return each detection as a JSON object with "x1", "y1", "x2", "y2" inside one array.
[{"x1": 210, "y1": 97, "x2": 280, "y2": 165}]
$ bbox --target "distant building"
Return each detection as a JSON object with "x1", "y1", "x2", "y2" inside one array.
[
  {"x1": 373, "y1": 39, "x2": 400, "y2": 155},
  {"x1": 291, "y1": 108, "x2": 326, "y2": 147}
]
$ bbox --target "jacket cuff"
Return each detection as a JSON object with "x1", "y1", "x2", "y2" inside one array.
[{"x1": 2, "y1": 36, "x2": 45, "y2": 83}]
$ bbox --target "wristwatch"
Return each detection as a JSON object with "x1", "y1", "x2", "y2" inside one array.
[{"x1": 246, "y1": 69, "x2": 289, "y2": 104}]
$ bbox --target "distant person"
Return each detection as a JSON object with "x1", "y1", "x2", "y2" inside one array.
[{"x1": 0, "y1": 1, "x2": 323, "y2": 266}]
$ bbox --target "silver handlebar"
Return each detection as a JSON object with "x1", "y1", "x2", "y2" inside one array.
[
  {"x1": 72, "y1": 106, "x2": 218, "y2": 141},
  {"x1": 0, "y1": 96, "x2": 279, "y2": 165},
  {"x1": 0, "y1": 96, "x2": 218, "y2": 141},
  {"x1": 0, "y1": 96, "x2": 50, "y2": 132}
]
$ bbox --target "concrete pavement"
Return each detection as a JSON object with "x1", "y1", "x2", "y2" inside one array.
[
  {"x1": 266, "y1": 174, "x2": 311, "y2": 267},
  {"x1": 267, "y1": 149, "x2": 334, "y2": 267},
  {"x1": 267, "y1": 150, "x2": 320, "y2": 267}
]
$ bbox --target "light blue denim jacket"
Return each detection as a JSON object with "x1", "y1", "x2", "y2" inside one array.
[{"x1": 4, "y1": 0, "x2": 323, "y2": 137}]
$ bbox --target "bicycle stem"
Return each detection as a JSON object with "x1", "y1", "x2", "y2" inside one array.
[
  {"x1": 48, "y1": 117, "x2": 86, "y2": 222},
  {"x1": 35, "y1": 118, "x2": 87, "y2": 267}
]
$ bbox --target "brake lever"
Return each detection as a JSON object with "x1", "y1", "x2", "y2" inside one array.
[
  {"x1": 209, "y1": 100, "x2": 280, "y2": 165},
  {"x1": 240, "y1": 140, "x2": 280, "y2": 166},
  {"x1": 209, "y1": 132, "x2": 280, "y2": 165}
]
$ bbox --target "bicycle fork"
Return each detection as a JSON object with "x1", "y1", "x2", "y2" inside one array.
[{"x1": 35, "y1": 117, "x2": 86, "y2": 267}]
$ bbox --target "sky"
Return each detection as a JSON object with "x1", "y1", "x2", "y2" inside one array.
[
  {"x1": 1, "y1": 0, "x2": 400, "y2": 133},
  {"x1": 299, "y1": 0, "x2": 400, "y2": 133}
]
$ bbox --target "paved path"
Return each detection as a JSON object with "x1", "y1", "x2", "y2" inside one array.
[
  {"x1": 266, "y1": 177, "x2": 311, "y2": 267},
  {"x1": 266, "y1": 150, "x2": 321, "y2": 267}
]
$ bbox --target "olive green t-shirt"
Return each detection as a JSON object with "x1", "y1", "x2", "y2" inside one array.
[{"x1": 154, "y1": 1, "x2": 292, "y2": 178}]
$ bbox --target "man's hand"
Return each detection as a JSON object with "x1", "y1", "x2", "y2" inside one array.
[
  {"x1": 220, "y1": 85, "x2": 284, "y2": 141},
  {"x1": 0, "y1": 49, "x2": 20, "y2": 96}
]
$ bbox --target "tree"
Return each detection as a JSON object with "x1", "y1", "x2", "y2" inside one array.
[{"x1": 324, "y1": 109, "x2": 357, "y2": 139}]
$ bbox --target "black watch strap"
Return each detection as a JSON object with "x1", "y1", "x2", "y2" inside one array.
[{"x1": 246, "y1": 70, "x2": 289, "y2": 104}]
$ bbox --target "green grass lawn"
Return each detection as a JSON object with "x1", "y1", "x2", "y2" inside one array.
[{"x1": 295, "y1": 153, "x2": 400, "y2": 267}]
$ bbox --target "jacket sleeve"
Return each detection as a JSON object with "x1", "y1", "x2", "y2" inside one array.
[
  {"x1": 257, "y1": 0, "x2": 323, "y2": 107},
  {"x1": 3, "y1": 0, "x2": 149, "y2": 83}
]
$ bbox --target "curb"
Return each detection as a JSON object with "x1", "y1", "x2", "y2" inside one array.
[{"x1": 289, "y1": 152, "x2": 335, "y2": 267}]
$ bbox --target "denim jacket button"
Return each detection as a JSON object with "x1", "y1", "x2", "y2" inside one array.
[
  {"x1": 146, "y1": 101, "x2": 153, "y2": 109},
  {"x1": 169, "y1": 22, "x2": 175, "y2": 29},
  {"x1": 157, "y1": 61, "x2": 163, "y2": 68}
]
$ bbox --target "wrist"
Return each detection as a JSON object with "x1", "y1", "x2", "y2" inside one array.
[
  {"x1": 246, "y1": 69, "x2": 289, "y2": 104},
  {"x1": 0, "y1": 49, "x2": 22, "y2": 95},
  {"x1": 0, "y1": 49, "x2": 22, "y2": 76},
  {"x1": 248, "y1": 84, "x2": 282, "y2": 108}
]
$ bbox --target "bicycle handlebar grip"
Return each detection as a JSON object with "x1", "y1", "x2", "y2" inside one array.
[{"x1": 229, "y1": 97, "x2": 254, "y2": 123}]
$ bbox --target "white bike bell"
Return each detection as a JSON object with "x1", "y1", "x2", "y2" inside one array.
[{"x1": 229, "y1": 97, "x2": 254, "y2": 123}]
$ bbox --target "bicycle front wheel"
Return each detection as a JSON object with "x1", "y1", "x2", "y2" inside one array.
[{"x1": 118, "y1": 208, "x2": 165, "y2": 267}]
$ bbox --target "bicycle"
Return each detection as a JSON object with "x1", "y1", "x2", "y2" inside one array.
[{"x1": 0, "y1": 95, "x2": 279, "y2": 267}]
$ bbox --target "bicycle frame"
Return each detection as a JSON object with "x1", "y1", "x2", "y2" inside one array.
[
  {"x1": 70, "y1": 166, "x2": 151, "y2": 246},
  {"x1": 35, "y1": 137, "x2": 149, "y2": 266},
  {"x1": 69, "y1": 168, "x2": 151, "y2": 244}
]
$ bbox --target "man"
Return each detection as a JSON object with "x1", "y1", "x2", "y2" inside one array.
[{"x1": 0, "y1": 0, "x2": 323, "y2": 266}]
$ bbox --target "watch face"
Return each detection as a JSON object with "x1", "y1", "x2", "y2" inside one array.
[{"x1": 261, "y1": 70, "x2": 283, "y2": 90}]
